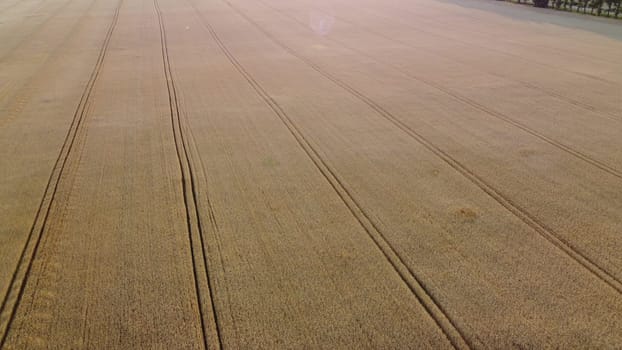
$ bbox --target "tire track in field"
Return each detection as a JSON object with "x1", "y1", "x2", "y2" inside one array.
[
  {"x1": 188, "y1": 1, "x2": 472, "y2": 349},
  {"x1": 253, "y1": 0, "x2": 622, "y2": 179},
  {"x1": 0, "y1": 0, "x2": 45, "y2": 16},
  {"x1": 516, "y1": 81, "x2": 621, "y2": 122},
  {"x1": 345, "y1": 7, "x2": 622, "y2": 122},
  {"x1": 378, "y1": 1, "x2": 620, "y2": 67},
  {"x1": 217, "y1": 0, "x2": 622, "y2": 295},
  {"x1": 346, "y1": 0, "x2": 619, "y2": 86},
  {"x1": 271, "y1": 0, "x2": 621, "y2": 123},
  {"x1": 177, "y1": 84, "x2": 240, "y2": 350},
  {"x1": 0, "y1": 0, "x2": 101, "y2": 127},
  {"x1": 355, "y1": 17, "x2": 622, "y2": 122},
  {"x1": 0, "y1": 0, "x2": 75, "y2": 63},
  {"x1": 153, "y1": 1, "x2": 222, "y2": 349},
  {"x1": 0, "y1": 0, "x2": 122, "y2": 345},
  {"x1": 0, "y1": 0, "x2": 33, "y2": 13}
]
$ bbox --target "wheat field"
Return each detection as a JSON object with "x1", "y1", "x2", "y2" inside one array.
[{"x1": 0, "y1": 0, "x2": 621, "y2": 348}]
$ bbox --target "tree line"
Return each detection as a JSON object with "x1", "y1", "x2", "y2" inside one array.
[{"x1": 504, "y1": 0, "x2": 621, "y2": 17}]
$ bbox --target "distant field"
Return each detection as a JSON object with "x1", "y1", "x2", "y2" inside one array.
[{"x1": 0, "y1": 0, "x2": 621, "y2": 348}]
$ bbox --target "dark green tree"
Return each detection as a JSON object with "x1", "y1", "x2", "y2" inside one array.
[{"x1": 533, "y1": 0, "x2": 549, "y2": 7}]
